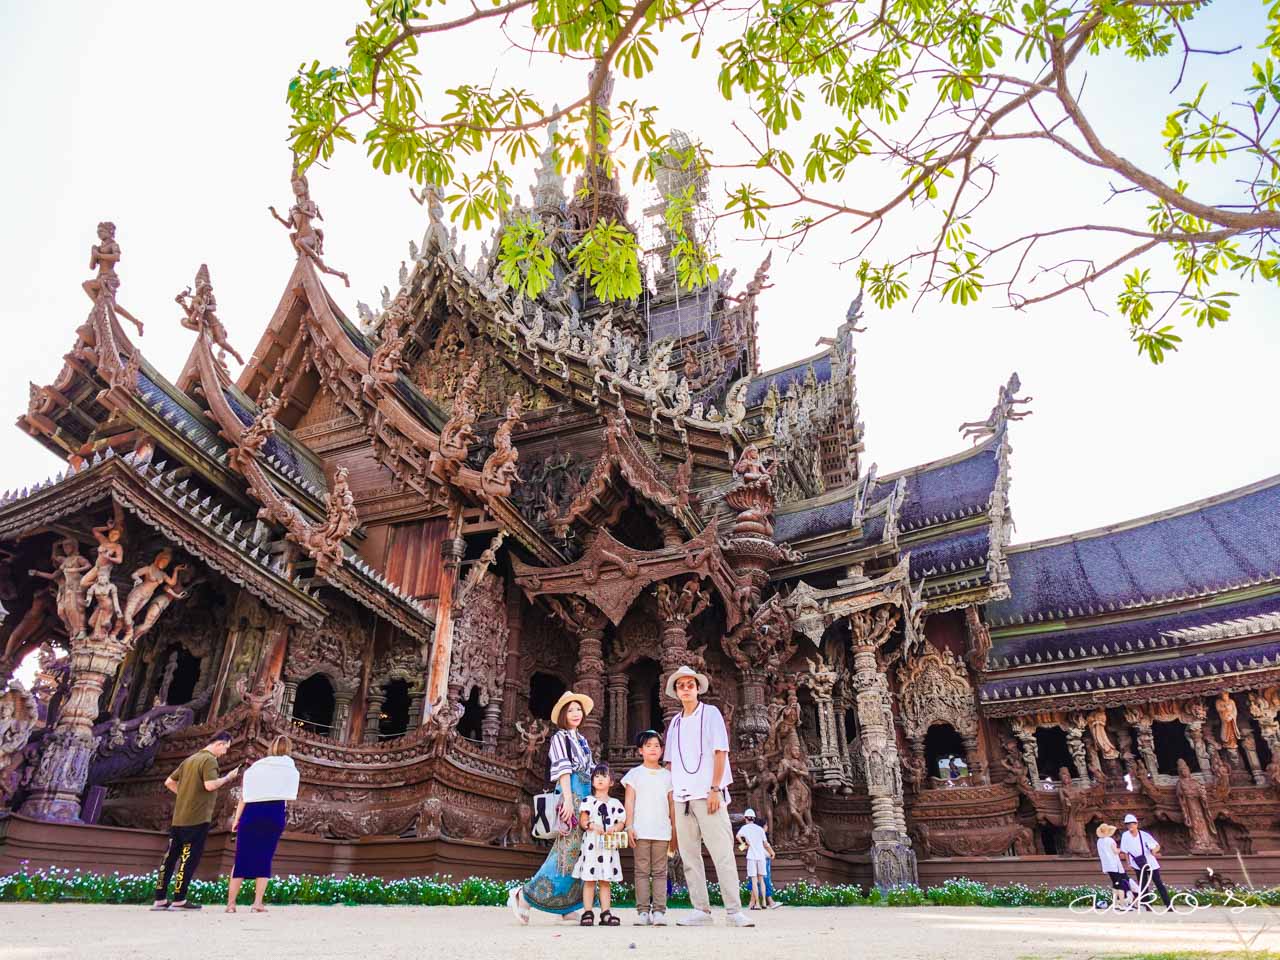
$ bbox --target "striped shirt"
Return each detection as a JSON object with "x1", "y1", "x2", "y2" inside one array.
[{"x1": 547, "y1": 729, "x2": 593, "y2": 781}]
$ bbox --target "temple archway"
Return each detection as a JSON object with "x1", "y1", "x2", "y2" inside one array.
[
  {"x1": 379, "y1": 678, "x2": 411, "y2": 739},
  {"x1": 924, "y1": 723, "x2": 967, "y2": 780},
  {"x1": 458, "y1": 686, "x2": 484, "y2": 742},
  {"x1": 165, "y1": 648, "x2": 201, "y2": 705},
  {"x1": 626, "y1": 658, "x2": 662, "y2": 742},
  {"x1": 1153, "y1": 720, "x2": 1199, "y2": 774},
  {"x1": 528, "y1": 672, "x2": 567, "y2": 722},
  {"x1": 1034, "y1": 727, "x2": 1072, "y2": 780},
  {"x1": 293, "y1": 674, "x2": 336, "y2": 736}
]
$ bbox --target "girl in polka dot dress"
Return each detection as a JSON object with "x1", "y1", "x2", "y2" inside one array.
[{"x1": 573, "y1": 763, "x2": 625, "y2": 926}]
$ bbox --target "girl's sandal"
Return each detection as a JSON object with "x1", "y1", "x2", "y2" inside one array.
[
  {"x1": 599, "y1": 910, "x2": 621, "y2": 926},
  {"x1": 579, "y1": 910, "x2": 595, "y2": 926},
  {"x1": 251, "y1": 906, "x2": 268, "y2": 913}
]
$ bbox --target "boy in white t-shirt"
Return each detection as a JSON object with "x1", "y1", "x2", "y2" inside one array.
[
  {"x1": 622, "y1": 730, "x2": 676, "y2": 926},
  {"x1": 735, "y1": 809, "x2": 776, "y2": 910}
]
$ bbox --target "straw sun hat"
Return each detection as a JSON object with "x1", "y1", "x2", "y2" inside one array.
[
  {"x1": 550, "y1": 691, "x2": 595, "y2": 727},
  {"x1": 664, "y1": 665, "x2": 710, "y2": 699},
  {"x1": 1096, "y1": 823, "x2": 1117, "y2": 838}
]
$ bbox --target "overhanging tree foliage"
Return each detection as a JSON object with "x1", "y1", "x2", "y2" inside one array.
[{"x1": 286, "y1": 0, "x2": 1280, "y2": 362}]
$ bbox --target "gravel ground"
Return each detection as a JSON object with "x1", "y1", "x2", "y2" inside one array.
[{"x1": 0, "y1": 903, "x2": 1272, "y2": 960}]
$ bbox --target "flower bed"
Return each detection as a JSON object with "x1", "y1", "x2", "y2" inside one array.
[{"x1": 0, "y1": 867, "x2": 1269, "y2": 908}]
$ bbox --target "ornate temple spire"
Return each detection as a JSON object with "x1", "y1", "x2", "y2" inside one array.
[
  {"x1": 532, "y1": 108, "x2": 567, "y2": 219},
  {"x1": 567, "y1": 60, "x2": 629, "y2": 233}
]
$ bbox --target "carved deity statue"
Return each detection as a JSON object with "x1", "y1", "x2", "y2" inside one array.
[
  {"x1": 1175, "y1": 758, "x2": 1220, "y2": 853},
  {"x1": 28, "y1": 538, "x2": 92, "y2": 639},
  {"x1": 1058, "y1": 766, "x2": 1103, "y2": 856},
  {"x1": 82, "y1": 520, "x2": 125, "y2": 586},
  {"x1": 121, "y1": 549, "x2": 187, "y2": 642},
  {"x1": 236, "y1": 392, "x2": 281, "y2": 464},
  {"x1": 1085, "y1": 708, "x2": 1119, "y2": 760},
  {"x1": 437, "y1": 360, "x2": 482, "y2": 461},
  {"x1": 269, "y1": 165, "x2": 350, "y2": 286},
  {"x1": 481, "y1": 393, "x2": 523, "y2": 493},
  {"x1": 83, "y1": 221, "x2": 144, "y2": 335},
  {"x1": 130, "y1": 567, "x2": 196, "y2": 645},
  {"x1": 176, "y1": 264, "x2": 245, "y2": 365},
  {"x1": 1215, "y1": 692, "x2": 1240, "y2": 750},
  {"x1": 513, "y1": 718, "x2": 550, "y2": 772},
  {"x1": 83, "y1": 565, "x2": 122, "y2": 644}
]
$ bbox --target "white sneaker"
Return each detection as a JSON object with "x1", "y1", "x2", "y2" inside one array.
[
  {"x1": 651, "y1": 911, "x2": 668, "y2": 926},
  {"x1": 677, "y1": 909, "x2": 714, "y2": 926},
  {"x1": 635, "y1": 911, "x2": 651, "y2": 925},
  {"x1": 725, "y1": 911, "x2": 756, "y2": 927}
]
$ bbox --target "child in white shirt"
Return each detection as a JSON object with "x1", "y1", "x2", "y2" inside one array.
[
  {"x1": 735, "y1": 809, "x2": 775, "y2": 910},
  {"x1": 622, "y1": 730, "x2": 676, "y2": 926}
]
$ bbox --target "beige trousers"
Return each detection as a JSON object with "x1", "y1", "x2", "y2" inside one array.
[
  {"x1": 674, "y1": 797, "x2": 742, "y2": 914},
  {"x1": 632, "y1": 838, "x2": 669, "y2": 913}
]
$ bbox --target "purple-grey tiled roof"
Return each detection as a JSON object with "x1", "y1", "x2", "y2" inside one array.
[
  {"x1": 746, "y1": 353, "x2": 833, "y2": 406},
  {"x1": 894, "y1": 442, "x2": 999, "y2": 532},
  {"x1": 774, "y1": 489, "x2": 856, "y2": 542},
  {"x1": 990, "y1": 590, "x2": 1280, "y2": 666},
  {"x1": 909, "y1": 528, "x2": 991, "y2": 580},
  {"x1": 988, "y1": 476, "x2": 1280, "y2": 625},
  {"x1": 225, "y1": 390, "x2": 327, "y2": 493},
  {"x1": 979, "y1": 637, "x2": 1280, "y2": 703}
]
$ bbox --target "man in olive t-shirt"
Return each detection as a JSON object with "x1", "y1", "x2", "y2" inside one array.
[{"x1": 152, "y1": 731, "x2": 239, "y2": 910}]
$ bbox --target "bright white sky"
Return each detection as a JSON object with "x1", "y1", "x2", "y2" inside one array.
[{"x1": 0, "y1": 1, "x2": 1275, "y2": 546}]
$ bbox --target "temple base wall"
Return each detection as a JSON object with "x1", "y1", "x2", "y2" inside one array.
[{"x1": 1, "y1": 813, "x2": 1267, "y2": 891}]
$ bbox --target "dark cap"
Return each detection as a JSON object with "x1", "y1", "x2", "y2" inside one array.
[{"x1": 210, "y1": 731, "x2": 233, "y2": 743}]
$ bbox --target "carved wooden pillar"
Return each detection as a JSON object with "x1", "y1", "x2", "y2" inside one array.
[
  {"x1": 960, "y1": 730, "x2": 988, "y2": 785},
  {"x1": 498, "y1": 583, "x2": 525, "y2": 753},
  {"x1": 21, "y1": 636, "x2": 129, "y2": 821},
  {"x1": 364, "y1": 688, "x2": 386, "y2": 743},
  {"x1": 575, "y1": 627, "x2": 607, "y2": 753},
  {"x1": 847, "y1": 607, "x2": 915, "y2": 890},
  {"x1": 606, "y1": 670, "x2": 630, "y2": 759},
  {"x1": 1065, "y1": 723, "x2": 1088, "y2": 780},
  {"x1": 333, "y1": 692, "x2": 355, "y2": 743},
  {"x1": 656, "y1": 578, "x2": 710, "y2": 723},
  {"x1": 1012, "y1": 722, "x2": 1041, "y2": 786},
  {"x1": 1240, "y1": 726, "x2": 1267, "y2": 785},
  {"x1": 424, "y1": 503, "x2": 466, "y2": 718},
  {"x1": 482, "y1": 701, "x2": 502, "y2": 752},
  {"x1": 1248, "y1": 690, "x2": 1280, "y2": 755}
]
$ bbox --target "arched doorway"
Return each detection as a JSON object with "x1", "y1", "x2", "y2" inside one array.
[
  {"x1": 528, "y1": 672, "x2": 567, "y2": 722},
  {"x1": 458, "y1": 686, "x2": 485, "y2": 742},
  {"x1": 626, "y1": 658, "x2": 662, "y2": 741},
  {"x1": 380, "y1": 678, "x2": 411, "y2": 739},
  {"x1": 1153, "y1": 720, "x2": 1199, "y2": 774},
  {"x1": 1035, "y1": 727, "x2": 1073, "y2": 780},
  {"x1": 925, "y1": 723, "x2": 967, "y2": 780},
  {"x1": 166, "y1": 649, "x2": 201, "y2": 705},
  {"x1": 293, "y1": 674, "x2": 336, "y2": 736}
]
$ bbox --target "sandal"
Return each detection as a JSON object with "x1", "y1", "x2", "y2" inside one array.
[
  {"x1": 224, "y1": 906, "x2": 237, "y2": 914},
  {"x1": 579, "y1": 910, "x2": 595, "y2": 926},
  {"x1": 599, "y1": 910, "x2": 620, "y2": 926},
  {"x1": 508, "y1": 888, "x2": 530, "y2": 926}
]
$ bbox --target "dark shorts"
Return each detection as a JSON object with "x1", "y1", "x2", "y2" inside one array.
[{"x1": 1107, "y1": 871, "x2": 1129, "y2": 891}]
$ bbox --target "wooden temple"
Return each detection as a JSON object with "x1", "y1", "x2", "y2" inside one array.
[{"x1": 0, "y1": 84, "x2": 1273, "y2": 889}]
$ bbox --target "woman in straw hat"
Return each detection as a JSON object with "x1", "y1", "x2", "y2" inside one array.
[
  {"x1": 509, "y1": 690, "x2": 596, "y2": 924},
  {"x1": 1095, "y1": 822, "x2": 1132, "y2": 911}
]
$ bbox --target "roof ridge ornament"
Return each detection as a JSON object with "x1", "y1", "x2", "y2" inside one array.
[
  {"x1": 269, "y1": 161, "x2": 350, "y2": 287},
  {"x1": 176, "y1": 264, "x2": 245, "y2": 369},
  {"x1": 958, "y1": 372, "x2": 1033, "y2": 444}
]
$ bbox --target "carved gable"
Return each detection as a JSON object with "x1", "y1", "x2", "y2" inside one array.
[{"x1": 896, "y1": 645, "x2": 978, "y2": 742}]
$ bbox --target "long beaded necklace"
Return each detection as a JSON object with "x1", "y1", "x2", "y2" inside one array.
[{"x1": 673, "y1": 703, "x2": 707, "y2": 775}]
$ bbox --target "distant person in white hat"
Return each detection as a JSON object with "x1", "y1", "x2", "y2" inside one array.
[
  {"x1": 1118, "y1": 813, "x2": 1171, "y2": 909},
  {"x1": 735, "y1": 808, "x2": 776, "y2": 911},
  {"x1": 663, "y1": 665, "x2": 754, "y2": 927}
]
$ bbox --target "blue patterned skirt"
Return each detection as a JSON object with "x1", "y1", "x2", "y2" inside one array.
[
  {"x1": 232, "y1": 800, "x2": 286, "y2": 879},
  {"x1": 521, "y1": 772, "x2": 589, "y2": 914}
]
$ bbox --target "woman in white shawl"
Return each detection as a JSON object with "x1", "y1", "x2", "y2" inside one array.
[{"x1": 226, "y1": 735, "x2": 299, "y2": 913}]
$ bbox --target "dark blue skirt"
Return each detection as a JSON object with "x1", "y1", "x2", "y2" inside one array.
[{"x1": 232, "y1": 800, "x2": 286, "y2": 879}]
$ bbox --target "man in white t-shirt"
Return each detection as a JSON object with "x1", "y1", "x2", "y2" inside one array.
[
  {"x1": 1118, "y1": 814, "x2": 1171, "y2": 908},
  {"x1": 663, "y1": 665, "x2": 753, "y2": 928},
  {"x1": 735, "y1": 809, "x2": 776, "y2": 910}
]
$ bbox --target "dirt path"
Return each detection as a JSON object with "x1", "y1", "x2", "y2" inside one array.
[{"x1": 0, "y1": 903, "x2": 1270, "y2": 959}]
